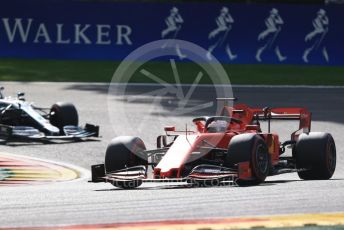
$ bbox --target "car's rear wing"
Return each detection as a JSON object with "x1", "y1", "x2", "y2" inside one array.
[
  {"x1": 221, "y1": 104, "x2": 311, "y2": 141},
  {"x1": 251, "y1": 107, "x2": 311, "y2": 140}
]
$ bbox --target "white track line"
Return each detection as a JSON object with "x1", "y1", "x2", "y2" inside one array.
[{"x1": 2, "y1": 81, "x2": 344, "y2": 89}]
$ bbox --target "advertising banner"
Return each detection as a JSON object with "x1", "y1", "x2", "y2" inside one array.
[{"x1": 0, "y1": 0, "x2": 343, "y2": 65}]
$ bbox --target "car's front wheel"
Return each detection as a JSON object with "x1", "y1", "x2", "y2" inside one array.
[
  {"x1": 50, "y1": 102, "x2": 78, "y2": 134},
  {"x1": 225, "y1": 134, "x2": 270, "y2": 186},
  {"x1": 105, "y1": 136, "x2": 147, "y2": 189}
]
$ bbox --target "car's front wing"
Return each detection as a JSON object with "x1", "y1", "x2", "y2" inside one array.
[
  {"x1": 0, "y1": 123, "x2": 99, "y2": 141},
  {"x1": 90, "y1": 164, "x2": 249, "y2": 187}
]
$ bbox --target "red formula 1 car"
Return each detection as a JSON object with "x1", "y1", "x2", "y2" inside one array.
[{"x1": 91, "y1": 99, "x2": 336, "y2": 189}]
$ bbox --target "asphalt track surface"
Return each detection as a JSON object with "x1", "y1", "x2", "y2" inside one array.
[{"x1": 0, "y1": 82, "x2": 343, "y2": 228}]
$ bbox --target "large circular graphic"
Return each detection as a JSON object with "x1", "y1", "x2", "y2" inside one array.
[{"x1": 108, "y1": 39, "x2": 233, "y2": 162}]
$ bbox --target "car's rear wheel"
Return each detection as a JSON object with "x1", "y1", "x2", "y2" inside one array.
[
  {"x1": 50, "y1": 102, "x2": 78, "y2": 134},
  {"x1": 105, "y1": 136, "x2": 147, "y2": 189},
  {"x1": 225, "y1": 134, "x2": 270, "y2": 186},
  {"x1": 295, "y1": 132, "x2": 336, "y2": 180}
]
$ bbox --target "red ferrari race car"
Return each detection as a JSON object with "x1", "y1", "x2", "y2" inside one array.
[{"x1": 91, "y1": 98, "x2": 336, "y2": 189}]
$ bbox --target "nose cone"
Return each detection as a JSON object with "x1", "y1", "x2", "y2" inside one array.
[
  {"x1": 154, "y1": 135, "x2": 198, "y2": 178},
  {"x1": 44, "y1": 123, "x2": 60, "y2": 135}
]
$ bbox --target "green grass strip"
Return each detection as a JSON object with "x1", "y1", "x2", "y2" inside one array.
[{"x1": 0, "y1": 59, "x2": 343, "y2": 85}]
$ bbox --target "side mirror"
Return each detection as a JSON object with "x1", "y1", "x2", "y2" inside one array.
[
  {"x1": 17, "y1": 92, "x2": 25, "y2": 97},
  {"x1": 263, "y1": 107, "x2": 271, "y2": 119},
  {"x1": 17, "y1": 92, "x2": 25, "y2": 101},
  {"x1": 262, "y1": 107, "x2": 271, "y2": 133},
  {"x1": 0, "y1": 86, "x2": 4, "y2": 99},
  {"x1": 164, "y1": 126, "x2": 175, "y2": 132}
]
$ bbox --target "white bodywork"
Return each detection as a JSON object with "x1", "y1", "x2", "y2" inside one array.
[{"x1": 0, "y1": 97, "x2": 59, "y2": 134}]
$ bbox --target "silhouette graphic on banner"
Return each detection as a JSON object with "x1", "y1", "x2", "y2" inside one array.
[
  {"x1": 303, "y1": 9, "x2": 329, "y2": 63},
  {"x1": 256, "y1": 8, "x2": 287, "y2": 62},
  {"x1": 207, "y1": 7, "x2": 237, "y2": 61},
  {"x1": 161, "y1": 7, "x2": 186, "y2": 59}
]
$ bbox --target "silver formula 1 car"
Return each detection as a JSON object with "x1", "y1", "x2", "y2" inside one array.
[{"x1": 0, "y1": 86, "x2": 99, "y2": 142}]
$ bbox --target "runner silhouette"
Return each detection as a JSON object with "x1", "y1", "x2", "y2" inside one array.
[
  {"x1": 161, "y1": 7, "x2": 186, "y2": 59},
  {"x1": 303, "y1": 9, "x2": 329, "y2": 63},
  {"x1": 207, "y1": 7, "x2": 237, "y2": 61},
  {"x1": 256, "y1": 8, "x2": 287, "y2": 62}
]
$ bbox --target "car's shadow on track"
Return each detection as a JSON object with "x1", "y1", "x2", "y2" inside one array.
[
  {"x1": 261, "y1": 179, "x2": 300, "y2": 185},
  {"x1": 95, "y1": 183, "x2": 242, "y2": 191},
  {"x1": 94, "y1": 186, "x2": 190, "y2": 192},
  {"x1": 93, "y1": 180, "x2": 298, "y2": 191},
  {"x1": 262, "y1": 178, "x2": 344, "y2": 185},
  {"x1": 94, "y1": 178, "x2": 344, "y2": 191},
  {"x1": 93, "y1": 177, "x2": 344, "y2": 191}
]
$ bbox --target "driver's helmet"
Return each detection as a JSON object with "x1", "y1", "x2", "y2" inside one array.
[{"x1": 207, "y1": 120, "x2": 229, "y2": 133}]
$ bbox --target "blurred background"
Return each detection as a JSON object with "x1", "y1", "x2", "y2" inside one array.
[{"x1": 0, "y1": 0, "x2": 343, "y2": 85}]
